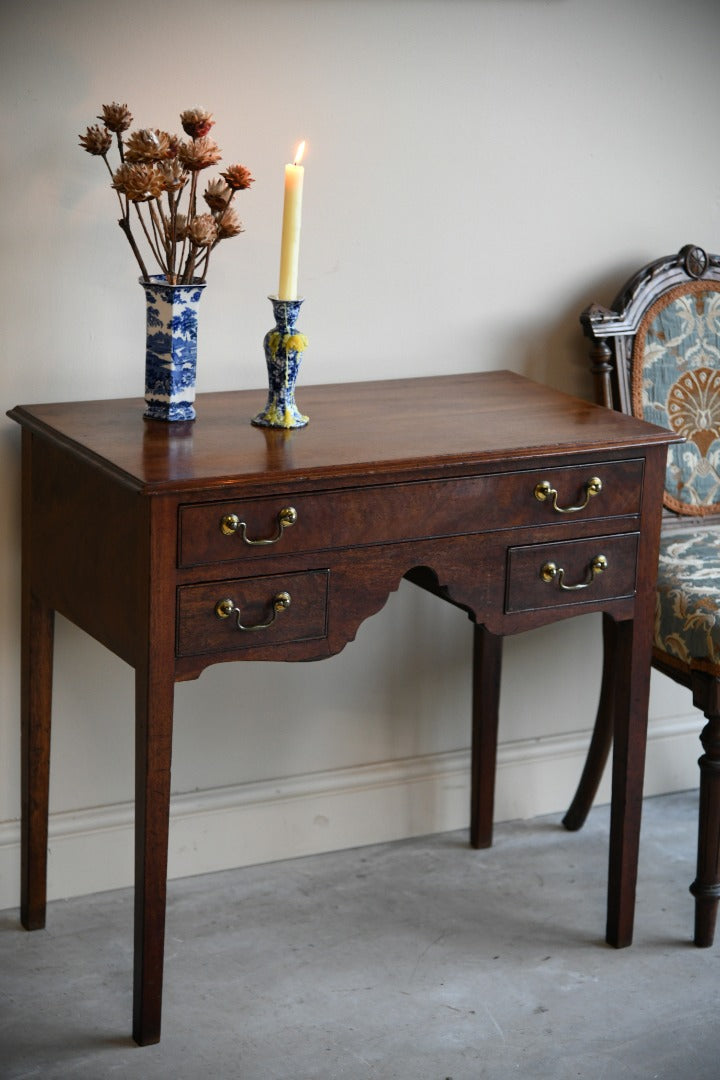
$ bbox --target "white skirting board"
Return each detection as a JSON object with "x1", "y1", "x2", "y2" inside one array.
[{"x1": 0, "y1": 715, "x2": 701, "y2": 910}]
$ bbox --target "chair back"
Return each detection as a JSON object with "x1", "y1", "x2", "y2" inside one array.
[{"x1": 582, "y1": 245, "x2": 720, "y2": 519}]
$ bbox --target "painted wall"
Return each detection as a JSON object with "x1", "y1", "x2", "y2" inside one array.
[{"x1": 2, "y1": 0, "x2": 719, "y2": 905}]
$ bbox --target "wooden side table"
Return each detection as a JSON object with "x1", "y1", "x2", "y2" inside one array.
[{"x1": 8, "y1": 371, "x2": 676, "y2": 1044}]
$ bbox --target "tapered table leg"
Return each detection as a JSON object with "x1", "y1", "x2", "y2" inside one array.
[
  {"x1": 606, "y1": 616, "x2": 653, "y2": 948},
  {"x1": 21, "y1": 593, "x2": 54, "y2": 931},
  {"x1": 470, "y1": 625, "x2": 503, "y2": 849},
  {"x1": 132, "y1": 659, "x2": 175, "y2": 1047}
]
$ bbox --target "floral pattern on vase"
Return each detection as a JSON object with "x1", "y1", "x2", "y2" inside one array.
[
  {"x1": 632, "y1": 283, "x2": 720, "y2": 514},
  {"x1": 142, "y1": 275, "x2": 206, "y2": 422}
]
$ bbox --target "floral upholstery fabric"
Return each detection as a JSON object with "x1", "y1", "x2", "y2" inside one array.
[
  {"x1": 655, "y1": 526, "x2": 720, "y2": 675},
  {"x1": 632, "y1": 282, "x2": 720, "y2": 515}
]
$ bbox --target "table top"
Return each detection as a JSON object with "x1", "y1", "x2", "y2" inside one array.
[{"x1": 8, "y1": 370, "x2": 674, "y2": 494}]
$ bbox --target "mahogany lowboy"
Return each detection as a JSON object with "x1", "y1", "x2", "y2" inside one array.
[{"x1": 8, "y1": 370, "x2": 676, "y2": 1045}]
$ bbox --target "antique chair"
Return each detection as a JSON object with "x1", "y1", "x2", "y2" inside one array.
[{"x1": 564, "y1": 243, "x2": 720, "y2": 946}]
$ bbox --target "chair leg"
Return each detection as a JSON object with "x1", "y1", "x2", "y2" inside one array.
[
  {"x1": 563, "y1": 613, "x2": 617, "y2": 831},
  {"x1": 470, "y1": 624, "x2": 502, "y2": 849},
  {"x1": 689, "y1": 677, "x2": 720, "y2": 947}
]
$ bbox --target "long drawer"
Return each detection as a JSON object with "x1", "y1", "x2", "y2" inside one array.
[
  {"x1": 505, "y1": 533, "x2": 639, "y2": 614},
  {"x1": 178, "y1": 458, "x2": 645, "y2": 568}
]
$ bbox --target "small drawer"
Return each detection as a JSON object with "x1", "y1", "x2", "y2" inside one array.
[
  {"x1": 178, "y1": 459, "x2": 645, "y2": 568},
  {"x1": 505, "y1": 533, "x2": 639, "y2": 613},
  {"x1": 176, "y1": 570, "x2": 329, "y2": 657}
]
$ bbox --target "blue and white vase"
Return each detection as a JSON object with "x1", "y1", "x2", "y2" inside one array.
[
  {"x1": 252, "y1": 297, "x2": 309, "y2": 429},
  {"x1": 141, "y1": 275, "x2": 206, "y2": 422}
]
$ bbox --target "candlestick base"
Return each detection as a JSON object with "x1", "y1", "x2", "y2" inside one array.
[{"x1": 252, "y1": 297, "x2": 309, "y2": 430}]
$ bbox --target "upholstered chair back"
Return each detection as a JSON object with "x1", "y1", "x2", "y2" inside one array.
[
  {"x1": 632, "y1": 281, "x2": 720, "y2": 516},
  {"x1": 581, "y1": 245, "x2": 720, "y2": 678}
]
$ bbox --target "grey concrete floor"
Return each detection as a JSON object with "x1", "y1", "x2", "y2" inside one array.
[{"x1": 1, "y1": 790, "x2": 718, "y2": 1079}]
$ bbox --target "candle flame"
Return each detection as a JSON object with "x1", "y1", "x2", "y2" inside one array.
[{"x1": 293, "y1": 140, "x2": 306, "y2": 166}]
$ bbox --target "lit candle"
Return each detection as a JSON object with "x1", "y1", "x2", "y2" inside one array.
[{"x1": 277, "y1": 141, "x2": 305, "y2": 300}]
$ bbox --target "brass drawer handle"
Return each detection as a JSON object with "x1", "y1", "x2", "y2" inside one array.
[
  {"x1": 214, "y1": 591, "x2": 292, "y2": 631},
  {"x1": 540, "y1": 554, "x2": 608, "y2": 591},
  {"x1": 220, "y1": 506, "x2": 297, "y2": 545},
  {"x1": 534, "y1": 476, "x2": 602, "y2": 514}
]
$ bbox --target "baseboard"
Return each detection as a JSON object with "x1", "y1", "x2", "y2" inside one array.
[{"x1": 0, "y1": 714, "x2": 701, "y2": 910}]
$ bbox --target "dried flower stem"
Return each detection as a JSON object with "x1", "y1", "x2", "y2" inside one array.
[
  {"x1": 167, "y1": 192, "x2": 178, "y2": 282},
  {"x1": 188, "y1": 170, "x2": 198, "y2": 220},
  {"x1": 198, "y1": 247, "x2": 211, "y2": 282},
  {"x1": 148, "y1": 202, "x2": 168, "y2": 270},
  {"x1": 182, "y1": 244, "x2": 196, "y2": 284},
  {"x1": 94, "y1": 149, "x2": 150, "y2": 279},
  {"x1": 133, "y1": 203, "x2": 165, "y2": 275},
  {"x1": 117, "y1": 217, "x2": 150, "y2": 281}
]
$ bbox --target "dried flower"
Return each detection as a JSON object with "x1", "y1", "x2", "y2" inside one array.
[
  {"x1": 187, "y1": 214, "x2": 218, "y2": 247},
  {"x1": 112, "y1": 162, "x2": 165, "y2": 202},
  {"x1": 221, "y1": 164, "x2": 254, "y2": 191},
  {"x1": 203, "y1": 178, "x2": 230, "y2": 211},
  {"x1": 98, "y1": 102, "x2": 133, "y2": 133},
  {"x1": 80, "y1": 101, "x2": 252, "y2": 283},
  {"x1": 181, "y1": 107, "x2": 215, "y2": 139},
  {"x1": 178, "y1": 136, "x2": 222, "y2": 172},
  {"x1": 157, "y1": 159, "x2": 189, "y2": 193},
  {"x1": 125, "y1": 128, "x2": 175, "y2": 163},
  {"x1": 217, "y1": 208, "x2": 244, "y2": 239},
  {"x1": 79, "y1": 124, "x2": 112, "y2": 156}
]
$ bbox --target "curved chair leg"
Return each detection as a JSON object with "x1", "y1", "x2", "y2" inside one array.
[
  {"x1": 563, "y1": 613, "x2": 618, "y2": 831},
  {"x1": 689, "y1": 674, "x2": 720, "y2": 947}
]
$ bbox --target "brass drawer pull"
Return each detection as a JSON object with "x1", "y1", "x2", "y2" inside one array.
[
  {"x1": 214, "y1": 591, "x2": 292, "y2": 631},
  {"x1": 534, "y1": 476, "x2": 602, "y2": 514},
  {"x1": 220, "y1": 506, "x2": 298, "y2": 545},
  {"x1": 540, "y1": 554, "x2": 608, "y2": 591}
]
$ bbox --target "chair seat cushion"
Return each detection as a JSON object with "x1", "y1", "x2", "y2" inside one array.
[{"x1": 655, "y1": 525, "x2": 720, "y2": 675}]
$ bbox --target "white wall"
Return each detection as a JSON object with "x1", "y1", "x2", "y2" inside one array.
[{"x1": 1, "y1": 0, "x2": 718, "y2": 905}]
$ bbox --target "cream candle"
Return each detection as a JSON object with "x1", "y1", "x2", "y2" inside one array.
[{"x1": 277, "y1": 141, "x2": 305, "y2": 300}]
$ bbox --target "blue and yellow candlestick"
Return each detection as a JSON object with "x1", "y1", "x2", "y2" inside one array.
[{"x1": 252, "y1": 297, "x2": 309, "y2": 429}]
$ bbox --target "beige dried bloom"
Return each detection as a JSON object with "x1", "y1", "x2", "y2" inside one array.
[
  {"x1": 112, "y1": 162, "x2": 165, "y2": 202},
  {"x1": 187, "y1": 214, "x2": 218, "y2": 247},
  {"x1": 181, "y1": 107, "x2": 215, "y2": 139},
  {"x1": 178, "y1": 136, "x2": 222, "y2": 172},
  {"x1": 221, "y1": 163, "x2": 254, "y2": 191},
  {"x1": 217, "y1": 208, "x2": 244, "y2": 239},
  {"x1": 98, "y1": 102, "x2": 132, "y2": 133},
  {"x1": 203, "y1": 178, "x2": 230, "y2": 211},
  {"x1": 157, "y1": 159, "x2": 189, "y2": 193},
  {"x1": 125, "y1": 128, "x2": 174, "y2": 163},
  {"x1": 79, "y1": 124, "x2": 112, "y2": 156}
]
